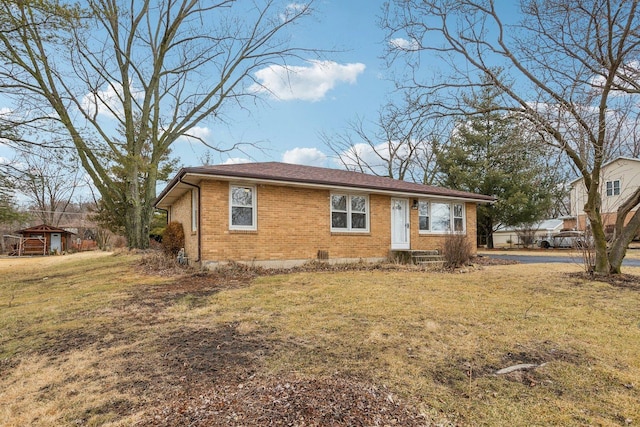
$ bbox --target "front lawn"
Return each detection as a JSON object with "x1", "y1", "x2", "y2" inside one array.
[{"x1": 1, "y1": 253, "x2": 638, "y2": 426}]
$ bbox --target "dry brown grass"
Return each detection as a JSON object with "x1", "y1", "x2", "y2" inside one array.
[
  {"x1": 182, "y1": 263, "x2": 640, "y2": 426},
  {"x1": 1, "y1": 253, "x2": 639, "y2": 426}
]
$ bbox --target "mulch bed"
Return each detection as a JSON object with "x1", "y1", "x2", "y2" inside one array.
[{"x1": 145, "y1": 376, "x2": 427, "y2": 426}]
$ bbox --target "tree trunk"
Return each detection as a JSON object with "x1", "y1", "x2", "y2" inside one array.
[
  {"x1": 123, "y1": 199, "x2": 153, "y2": 249},
  {"x1": 584, "y1": 207, "x2": 610, "y2": 274},
  {"x1": 608, "y1": 209, "x2": 640, "y2": 274},
  {"x1": 123, "y1": 161, "x2": 152, "y2": 249},
  {"x1": 608, "y1": 236, "x2": 629, "y2": 274},
  {"x1": 122, "y1": 157, "x2": 159, "y2": 249},
  {"x1": 124, "y1": 197, "x2": 143, "y2": 249},
  {"x1": 479, "y1": 215, "x2": 494, "y2": 249}
]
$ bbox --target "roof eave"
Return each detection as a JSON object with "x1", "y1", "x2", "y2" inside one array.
[{"x1": 155, "y1": 170, "x2": 494, "y2": 206}]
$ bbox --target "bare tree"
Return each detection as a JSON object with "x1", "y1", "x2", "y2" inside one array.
[
  {"x1": 383, "y1": 0, "x2": 640, "y2": 274},
  {"x1": 321, "y1": 103, "x2": 441, "y2": 184},
  {"x1": 0, "y1": 0, "x2": 317, "y2": 248},
  {"x1": 16, "y1": 147, "x2": 81, "y2": 226}
]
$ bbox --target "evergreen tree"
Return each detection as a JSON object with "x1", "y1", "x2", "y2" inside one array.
[{"x1": 437, "y1": 84, "x2": 561, "y2": 248}]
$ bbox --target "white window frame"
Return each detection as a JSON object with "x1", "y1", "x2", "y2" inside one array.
[
  {"x1": 606, "y1": 180, "x2": 620, "y2": 196},
  {"x1": 453, "y1": 203, "x2": 465, "y2": 232},
  {"x1": 330, "y1": 193, "x2": 370, "y2": 232},
  {"x1": 191, "y1": 188, "x2": 198, "y2": 232},
  {"x1": 418, "y1": 199, "x2": 466, "y2": 234},
  {"x1": 229, "y1": 184, "x2": 257, "y2": 230}
]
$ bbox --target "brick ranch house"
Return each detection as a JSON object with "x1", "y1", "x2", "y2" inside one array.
[{"x1": 154, "y1": 162, "x2": 495, "y2": 268}]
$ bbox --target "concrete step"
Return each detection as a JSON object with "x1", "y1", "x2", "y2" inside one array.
[{"x1": 410, "y1": 251, "x2": 444, "y2": 265}]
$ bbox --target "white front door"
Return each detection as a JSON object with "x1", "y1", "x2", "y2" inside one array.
[
  {"x1": 391, "y1": 198, "x2": 410, "y2": 250},
  {"x1": 50, "y1": 233, "x2": 62, "y2": 253}
]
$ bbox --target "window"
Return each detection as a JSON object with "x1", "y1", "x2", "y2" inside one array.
[
  {"x1": 191, "y1": 188, "x2": 198, "y2": 232},
  {"x1": 418, "y1": 200, "x2": 465, "y2": 233},
  {"x1": 331, "y1": 194, "x2": 368, "y2": 231},
  {"x1": 230, "y1": 185, "x2": 256, "y2": 230},
  {"x1": 418, "y1": 201, "x2": 430, "y2": 231},
  {"x1": 431, "y1": 202, "x2": 451, "y2": 232},
  {"x1": 453, "y1": 203, "x2": 464, "y2": 231},
  {"x1": 606, "y1": 180, "x2": 620, "y2": 196}
]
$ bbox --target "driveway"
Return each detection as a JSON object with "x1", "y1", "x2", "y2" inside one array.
[{"x1": 481, "y1": 252, "x2": 640, "y2": 267}]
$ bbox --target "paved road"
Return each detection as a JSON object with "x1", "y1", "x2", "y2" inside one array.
[{"x1": 484, "y1": 253, "x2": 640, "y2": 266}]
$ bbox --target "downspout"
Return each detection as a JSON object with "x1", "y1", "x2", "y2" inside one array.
[{"x1": 178, "y1": 177, "x2": 201, "y2": 263}]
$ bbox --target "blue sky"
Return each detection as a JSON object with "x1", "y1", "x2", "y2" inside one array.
[
  {"x1": 173, "y1": 0, "x2": 398, "y2": 169},
  {"x1": 0, "y1": 0, "x2": 402, "y2": 203},
  {"x1": 0, "y1": 1, "x2": 522, "y2": 175}
]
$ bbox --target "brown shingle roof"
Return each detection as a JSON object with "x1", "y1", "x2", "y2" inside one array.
[
  {"x1": 156, "y1": 162, "x2": 494, "y2": 207},
  {"x1": 17, "y1": 224, "x2": 75, "y2": 235}
]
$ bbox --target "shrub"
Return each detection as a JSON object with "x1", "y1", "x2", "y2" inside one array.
[
  {"x1": 138, "y1": 250, "x2": 191, "y2": 275},
  {"x1": 113, "y1": 235, "x2": 127, "y2": 249},
  {"x1": 162, "y1": 221, "x2": 185, "y2": 256},
  {"x1": 442, "y1": 232, "x2": 473, "y2": 268}
]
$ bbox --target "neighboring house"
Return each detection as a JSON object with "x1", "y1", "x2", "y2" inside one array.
[
  {"x1": 570, "y1": 157, "x2": 640, "y2": 234},
  {"x1": 492, "y1": 219, "x2": 565, "y2": 248},
  {"x1": 154, "y1": 162, "x2": 494, "y2": 268},
  {"x1": 12, "y1": 224, "x2": 74, "y2": 256}
]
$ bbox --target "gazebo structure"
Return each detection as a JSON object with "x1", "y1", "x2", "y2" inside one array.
[{"x1": 12, "y1": 224, "x2": 75, "y2": 256}]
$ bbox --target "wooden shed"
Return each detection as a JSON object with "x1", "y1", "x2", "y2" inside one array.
[{"x1": 13, "y1": 224, "x2": 75, "y2": 256}]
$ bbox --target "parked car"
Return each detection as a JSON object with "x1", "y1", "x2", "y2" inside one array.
[{"x1": 537, "y1": 231, "x2": 591, "y2": 249}]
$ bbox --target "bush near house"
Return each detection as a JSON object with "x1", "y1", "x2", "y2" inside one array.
[
  {"x1": 161, "y1": 221, "x2": 184, "y2": 256},
  {"x1": 442, "y1": 232, "x2": 473, "y2": 268}
]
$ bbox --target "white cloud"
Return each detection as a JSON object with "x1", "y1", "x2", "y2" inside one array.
[
  {"x1": 590, "y1": 60, "x2": 640, "y2": 94},
  {"x1": 81, "y1": 82, "x2": 143, "y2": 118},
  {"x1": 251, "y1": 60, "x2": 366, "y2": 102},
  {"x1": 223, "y1": 157, "x2": 252, "y2": 165},
  {"x1": 178, "y1": 126, "x2": 212, "y2": 143},
  {"x1": 282, "y1": 147, "x2": 327, "y2": 166},
  {"x1": 333, "y1": 141, "x2": 420, "y2": 176},
  {"x1": 279, "y1": 3, "x2": 309, "y2": 22},
  {"x1": 337, "y1": 143, "x2": 379, "y2": 170},
  {"x1": 389, "y1": 37, "x2": 420, "y2": 51}
]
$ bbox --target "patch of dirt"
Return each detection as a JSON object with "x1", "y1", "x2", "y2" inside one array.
[
  {"x1": 37, "y1": 329, "x2": 103, "y2": 357},
  {"x1": 0, "y1": 357, "x2": 19, "y2": 375},
  {"x1": 112, "y1": 322, "x2": 273, "y2": 406},
  {"x1": 496, "y1": 341, "x2": 587, "y2": 387},
  {"x1": 434, "y1": 341, "x2": 586, "y2": 390},
  {"x1": 500, "y1": 341, "x2": 584, "y2": 366},
  {"x1": 130, "y1": 273, "x2": 251, "y2": 311},
  {"x1": 81, "y1": 398, "x2": 134, "y2": 419},
  {"x1": 155, "y1": 323, "x2": 271, "y2": 384},
  {"x1": 115, "y1": 321, "x2": 425, "y2": 426},
  {"x1": 568, "y1": 271, "x2": 640, "y2": 290}
]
